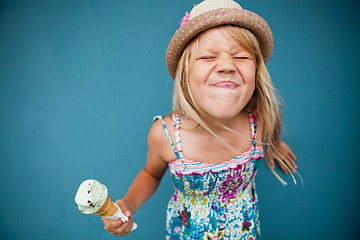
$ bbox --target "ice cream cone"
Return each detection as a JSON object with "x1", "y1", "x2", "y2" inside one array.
[
  {"x1": 95, "y1": 195, "x2": 118, "y2": 217},
  {"x1": 75, "y1": 179, "x2": 137, "y2": 231}
]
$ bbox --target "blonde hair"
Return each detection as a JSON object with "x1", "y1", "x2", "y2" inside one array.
[{"x1": 172, "y1": 25, "x2": 299, "y2": 185}]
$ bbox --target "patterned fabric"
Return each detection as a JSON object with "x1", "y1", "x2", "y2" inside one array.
[{"x1": 155, "y1": 112, "x2": 264, "y2": 240}]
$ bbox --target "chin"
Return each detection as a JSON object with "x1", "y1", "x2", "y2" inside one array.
[{"x1": 209, "y1": 109, "x2": 244, "y2": 121}]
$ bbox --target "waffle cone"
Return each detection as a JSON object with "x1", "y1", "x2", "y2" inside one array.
[{"x1": 95, "y1": 195, "x2": 117, "y2": 217}]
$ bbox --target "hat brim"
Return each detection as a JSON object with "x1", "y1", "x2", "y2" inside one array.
[{"x1": 166, "y1": 8, "x2": 274, "y2": 79}]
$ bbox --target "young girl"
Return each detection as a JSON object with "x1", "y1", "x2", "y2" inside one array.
[{"x1": 103, "y1": 0, "x2": 298, "y2": 239}]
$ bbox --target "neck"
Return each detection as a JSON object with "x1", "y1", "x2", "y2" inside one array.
[{"x1": 193, "y1": 110, "x2": 248, "y2": 135}]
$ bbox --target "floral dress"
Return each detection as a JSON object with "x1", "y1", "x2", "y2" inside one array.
[{"x1": 155, "y1": 112, "x2": 263, "y2": 240}]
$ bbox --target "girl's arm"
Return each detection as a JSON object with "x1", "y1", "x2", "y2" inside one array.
[
  {"x1": 267, "y1": 112, "x2": 298, "y2": 174},
  {"x1": 102, "y1": 120, "x2": 170, "y2": 236}
]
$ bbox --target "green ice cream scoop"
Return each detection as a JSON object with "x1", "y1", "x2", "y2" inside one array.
[{"x1": 75, "y1": 179, "x2": 108, "y2": 214}]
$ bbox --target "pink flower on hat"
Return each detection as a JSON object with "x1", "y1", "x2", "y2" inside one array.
[{"x1": 180, "y1": 12, "x2": 190, "y2": 27}]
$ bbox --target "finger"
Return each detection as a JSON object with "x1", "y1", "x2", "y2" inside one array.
[
  {"x1": 285, "y1": 152, "x2": 298, "y2": 170},
  {"x1": 102, "y1": 218, "x2": 124, "y2": 231},
  {"x1": 267, "y1": 151, "x2": 275, "y2": 169},
  {"x1": 288, "y1": 149, "x2": 297, "y2": 161},
  {"x1": 108, "y1": 221, "x2": 133, "y2": 236},
  {"x1": 115, "y1": 200, "x2": 131, "y2": 218},
  {"x1": 283, "y1": 155, "x2": 297, "y2": 173},
  {"x1": 285, "y1": 160, "x2": 296, "y2": 173},
  {"x1": 276, "y1": 159, "x2": 289, "y2": 174},
  {"x1": 289, "y1": 159, "x2": 298, "y2": 173},
  {"x1": 106, "y1": 222, "x2": 130, "y2": 236}
]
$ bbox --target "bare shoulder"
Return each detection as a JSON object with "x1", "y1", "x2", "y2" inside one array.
[
  {"x1": 148, "y1": 115, "x2": 173, "y2": 146},
  {"x1": 148, "y1": 115, "x2": 177, "y2": 163},
  {"x1": 148, "y1": 117, "x2": 167, "y2": 145}
]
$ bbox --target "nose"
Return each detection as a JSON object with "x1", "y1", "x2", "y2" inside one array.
[{"x1": 216, "y1": 55, "x2": 236, "y2": 74}]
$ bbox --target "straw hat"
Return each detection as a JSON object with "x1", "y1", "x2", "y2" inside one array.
[{"x1": 166, "y1": 0, "x2": 274, "y2": 79}]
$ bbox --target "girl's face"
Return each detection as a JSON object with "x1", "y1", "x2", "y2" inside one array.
[{"x1": 188, "y1": 27, "x2": 256, "y2": 121}]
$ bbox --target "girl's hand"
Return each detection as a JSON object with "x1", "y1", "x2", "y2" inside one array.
[
  {"x1": 267, "y1": 141, "x2": 297, "y2": 174},
  {"x1": 102, "y1": 199, "x2": 134, "y2": 237}
]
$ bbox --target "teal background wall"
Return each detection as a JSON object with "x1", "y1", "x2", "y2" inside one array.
[{"x1": 1, "y1": 0, "x2": 359, "y2": 239}]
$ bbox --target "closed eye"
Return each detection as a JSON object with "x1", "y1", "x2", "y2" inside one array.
[
  {"x1": 234, "y1": 56, "x2": 252, "y2": 60},
  {"x1": 197, "y1": 56, "x2": 216, "y2": 60}
]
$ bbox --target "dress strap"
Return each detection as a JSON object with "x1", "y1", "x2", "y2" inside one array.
[
  {"x1": 153, "y1": 115, "x2": 188, "y2": 171},
  {"x1": 247, "y1": 111, "x2": 258, "y2": 155},
  {"x1": 171, "y1": 113, "x2": 185, "y2": 159}
]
